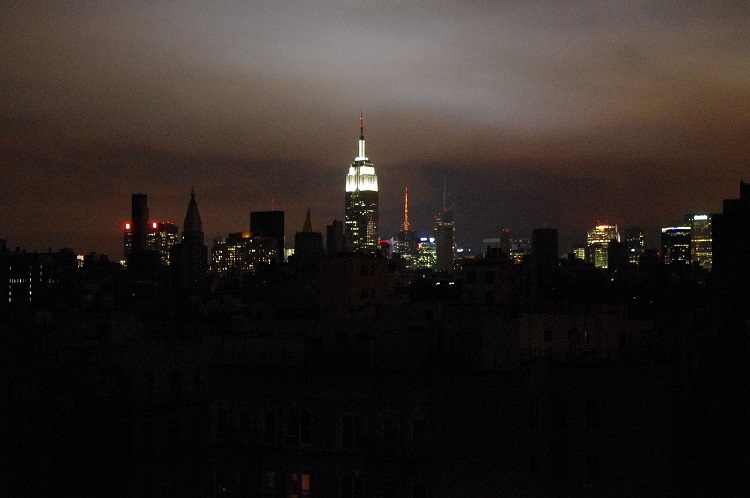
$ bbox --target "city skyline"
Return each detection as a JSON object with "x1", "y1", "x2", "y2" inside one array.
[{"x1": 2, "y1": 2, "x2": 748, "y2": 257}]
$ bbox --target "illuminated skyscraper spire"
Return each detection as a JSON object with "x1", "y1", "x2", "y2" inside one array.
[
  {"x1": 357, "y1": 110, "x2": 367, "y2": 161},
  {"x1": 345, "y1": 112, "x2": 378, "y2": 252},
  {"x1": 403, "y1": 187, "x2": 410, "y2": 231}
]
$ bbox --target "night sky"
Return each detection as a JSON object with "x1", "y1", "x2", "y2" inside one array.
[{"x1": 2, "y1": 1, "x2": 749, "y2": 259}]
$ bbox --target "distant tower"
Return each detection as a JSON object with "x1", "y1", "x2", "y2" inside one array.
[
  {"x1": 623, "y1": 226, "x2": 645, "y2": 264},
  {"x1": 395, "y1": 188, "x2": 418, "y2": 266},
  {"x1": 131, "y1": 194, "x2": 149, "y2": 254},
  {"x1": 433, "y1": 180, "x2": 455, "y2": 271},
  {"x1": 685, "y1": 213, "x2": 712, "y2": 270},
  {"x1": 531, "y1": 228, "x2": 559, "y2": 267},
  {"x1": 345, "y1": 113, "x2": 379, "y2": 252},
  {"x1": 587, "y1": 224, "x2": 620, "y2": 269},
  {"x1": 326, "y1": 219, "x2": 346, "y2": 256},
  {"x1": 170, "y1": 188, "x2": 208, "y2": 291},
  {"x1": 250, "y1": 210, "x2": 285, "y2": 264},
  {"x1": 661, "y1": 226, "x2": 691, "y2": 265},
  {"x1": 294, "y1": 208, "x2": 324, "y2": 266},
  {"x1": 433, "y1": 210, "x2": 455, "y2": 271}
]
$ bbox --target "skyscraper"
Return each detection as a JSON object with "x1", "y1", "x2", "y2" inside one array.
[
  {"x1": 250, "y1": 211, "x2": 285, "y2": 264},
  {"x1": 170, "y1": 188, "x2": 208, "y2": 291},
  {"x1": 433, "y1": 208, "x2": 455, "y2": 271},
  {"x1": 685, "y1": 213, "x2": 712, "y2": 270},
  {"x1": 294, "y1": 208, "x2": 324, "y2": 266},
  {"x1": 623, "y1": 226, "x2": 645, "y2": 264},
  {"x1": 394, "y1": 188, "x2": 418, "y2": 267},
  {"x1": 661, "y1": 227, "x2": 691, "y2": 265},
  {"x1": 587, "y1": 224, "x2": 620, "y2": 269},
  {"x1": 345, "y1": 114, "x2": 378, "y2": 253},
  {"x1": 531, "y1": 228, "x2": 558, "y2": 267},
  {"x1": 130, "y1": 193, "x2": 149, "y2": 255}
]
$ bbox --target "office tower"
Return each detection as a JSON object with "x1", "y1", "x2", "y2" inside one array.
[
  {"x1": 125, "y1": 218, "x2": 178, "y2": 267},
  {"x1": 509, "y1": 238, "x2": 531, "y2": 263},
  {"x1": 294, "y1": 208, "x2": 324, "y2": 266},
  {"x1": 395, "y1": 188, "x2": 418, "y2": 266},
  {"x1": 623, "y1": 226, "x2": 645, "y2": 264},
  {"x1": 344, "y1": 114, "x2": 378, "y2": 252},
  {"x1": 661, "y1": 227, "x2": 691, "y2": 265},
  {"x1": 170, "y1": 188, "x2": 208, "y2": 291},
  {"x1": 416, "y1": 237, "x2": 436, "y2": 269},
  {"x1": 685, "y1": 213, "x2": 712, "y2": 270},
  {"x1": 572, "y1": 244, "x2": 588, "y2": 261},
  {"x1": 434, "y1": 208, "x2": 455, "y2": 272},
  {"x1": 587, "y1": 224, "x2": 620, "y2": 269},
  {"x1": 123, "y1": 223, "x2": 133, "y2": 261},
  {"x1": 147, "y1": 221, "x2": 179, "y2": 266},
  {"x1": 126, "y1": 193, "x2": 161, "y2": 276},
  {"x1": 130, "y1": 194, "x2": 149, "y2": 254},
  {"x1": 326, "y1": 219, "x2": 345, "y2": 256},
  {"x1": 250, "y1": 211, "x2": 285, "y2": 264},
  {"x1": 484, "y1": 228, "x2": 511, "y2": 260},
  {"x1": 531, "y1": 228, "x2": 558, "y2": 267},
  {"x1": 211, "y1": 232, "x2": 277, "y2": 276}
]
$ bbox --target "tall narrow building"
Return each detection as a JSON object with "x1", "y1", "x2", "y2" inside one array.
[
  {"x1": 345, "y1": 114, "x2": 379, "y2": 252},
  {"x1": 171, "y1": 188, "x2": 208, "y2": 291},
  {"x1": 395, "y1": 188, "x2": 418, "y2": 266}
]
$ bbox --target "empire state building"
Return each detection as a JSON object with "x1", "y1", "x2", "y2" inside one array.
[{"x1": 345, "y1": 115, "x2": 379, "y2": 252}]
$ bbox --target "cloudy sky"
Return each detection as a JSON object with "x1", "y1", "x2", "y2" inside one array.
[{"x1": 2, "y1": 1, "x2": 749, "y2": 258}]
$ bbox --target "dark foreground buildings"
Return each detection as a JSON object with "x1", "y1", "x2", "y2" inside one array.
[{"x1": 2, "y1": 184, "x2": 749, "y2": 496}]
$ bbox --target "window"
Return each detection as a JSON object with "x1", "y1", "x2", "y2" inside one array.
[
  {"x1": 301, "y1": 473, "x2": 311, "y2": 497},
  {"x1": 286, "y1": 409, "x2": 312, "y2": 446},
  {"x1": 341, "y1": 476, "x2": 364, "y2": 498},
  {"x1": 342, "y1": 415, "x2": 365, "y2": 449}
]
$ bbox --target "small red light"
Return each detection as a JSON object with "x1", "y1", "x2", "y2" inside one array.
[
  {"x1": 152, "y1": 222, "x2": 157, "y2": 229},
  {"x1": 125, "y1": 223, "x2": 131, "y2": 230}
]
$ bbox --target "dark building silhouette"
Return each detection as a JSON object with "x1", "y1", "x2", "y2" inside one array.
[
  {"x1": 130, "y1": 193, "x2": 149, "y2": 254},
  {"x1": 126, "y1": 193, "x2": 161, "y2": 278},
  {"x1": 326, "y1": 219, "x2": 345, "y2": 256},
  {"x1": 250, "y1": 210, "x2": 285, "y2": 264},
  {"x1": 170, "y1": 189, "x2": 208, "y2": 291},
  {"x1": 531, "y1": 228, "x2": 558, "y2": 267},
  {"x1": 433, "y1": 208, "x2": 454, "y2": 271},
  {"x1": 712, "y1": 181, "x2": 750, "y2": 280},
  {"x1": 294, "y1": 208, "x2": 324, "y2": 267}
]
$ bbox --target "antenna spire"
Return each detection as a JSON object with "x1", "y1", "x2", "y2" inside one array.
[
  {"x1": 403, "y1": 187, "x2": 410, "y2": 231},
  {"x1": 442, "y1": 176, "x2": 447, "y2": 211},
  {"x1": 356, "y1": 110, "x2": 367, "y2": 160}
]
